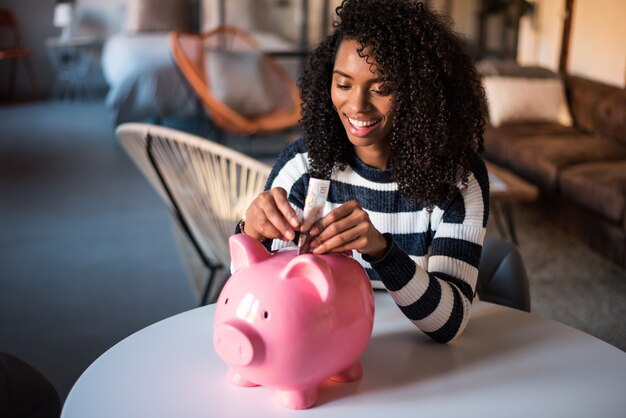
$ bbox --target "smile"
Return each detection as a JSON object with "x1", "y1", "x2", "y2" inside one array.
[
  {"x1": 346, "y1": 116, "x2": 382, "y2": 137},
  {"x1": 347, "y1": 117, "x2": 381, "y2": 128}
]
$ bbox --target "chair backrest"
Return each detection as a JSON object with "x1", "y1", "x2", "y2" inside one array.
[
  {"x1": 476, "y1": 237, "x2": 531, "y2": 312},
  {"x1": 170, "y1": 25, "x2": 301, "y2": 136},
  {"x1": 0, "y1": 9, "x2": 25, "y2": 49},
  {"x1": 116, "y1": 123, "x2": 272, "y2": 272}
]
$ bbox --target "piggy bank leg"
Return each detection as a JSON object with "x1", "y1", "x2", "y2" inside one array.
[
  {"x1": 277, "y1": 388, "x2": 317, "y2": 409},
  {"x1": 227, "y1": 369, "x2": 259, "y2": 387},
  {"x1": 329, "y1": 361, "x2": 362, "y2": 382}
]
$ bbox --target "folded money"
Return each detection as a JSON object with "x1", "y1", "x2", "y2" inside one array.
[{"x1": 298, "y1": 177, "x2": 330, "y2": 254}]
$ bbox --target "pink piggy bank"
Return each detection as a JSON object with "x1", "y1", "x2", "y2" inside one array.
[{"x1": 213, "y1": 233, "x2": 375, "y2": 409}]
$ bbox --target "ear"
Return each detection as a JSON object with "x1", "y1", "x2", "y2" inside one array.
[
  {"x1": 279, "y1": 255, "x2": 335, "y2": 303},
  {"x1": 229, "y1": 234, "x2": 271, "y2": 273}
]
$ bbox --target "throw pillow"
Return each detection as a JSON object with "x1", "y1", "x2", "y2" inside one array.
[
  {"x1": 125, "y1": 0, "x2": 191, "y2": 33},
  {"x1": 204, "y1": 49, "x2": 276, "y2": 117},
  {"x1": 482, "y1": 76, "x2": 573, "y2": 128}
]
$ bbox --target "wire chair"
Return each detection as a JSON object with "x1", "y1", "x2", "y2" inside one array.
[
  {"x1": 116, "y1": 123, "x2": 271, "y2": 305},
  {"x1": 170, "y1": 25, "x2": 301, "y2": 139}
]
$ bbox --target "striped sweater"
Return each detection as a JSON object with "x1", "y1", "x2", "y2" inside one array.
[{"x1": 250, "y1": 138, "x2": 489, "y2": 343}]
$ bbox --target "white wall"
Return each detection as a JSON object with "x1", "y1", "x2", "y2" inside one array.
[
  {"x1": 567, "y1": 0, "x2": 626, "y2": 87},
  {"x1": 448, "y1": 0, "x2": 480, "y2": 40},
  {"x1": 517, "y1": 0, "x2": 626, "y2": 87},
  {"x1": 517, "y1": 0, "x2": 565, "y2": 71}
]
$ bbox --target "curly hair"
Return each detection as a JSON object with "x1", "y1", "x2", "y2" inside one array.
[{"x1": 299, "y1": 0, "x2": 485, "y2": 206}]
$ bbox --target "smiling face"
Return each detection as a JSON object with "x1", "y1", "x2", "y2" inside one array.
[{"x1": 331, "y1": 38, "x2": 396, "y2": 169}]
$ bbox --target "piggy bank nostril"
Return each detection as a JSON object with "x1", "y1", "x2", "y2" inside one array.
[{"x1": 214, "y1": 324, "x2": 255, "y2": 366}]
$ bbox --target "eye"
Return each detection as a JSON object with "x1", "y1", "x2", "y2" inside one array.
[
  {"x1": 372, "y1": 85, "x2": 393, "y2": 96},
  {"x1": 262, "y1": 311, "x2": 269, "y2": 320},
  {"x1": 224, "y1": 298, "x2": 229, "y2": 304},
  {"x1": 335, "y1": 83, "x2": 350, "y2": 90}
]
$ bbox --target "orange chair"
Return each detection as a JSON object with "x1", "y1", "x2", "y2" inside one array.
[
  {"x1": 170, "y1": 25, "x2": 301, "y2": 138},
  {"x1": 0, "y1": 9, "x2": 39, "y2": 100}
]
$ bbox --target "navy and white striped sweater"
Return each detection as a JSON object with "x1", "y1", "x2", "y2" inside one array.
[{"x1": 252, "y1": 138, "x2": 489, "y2": 343}]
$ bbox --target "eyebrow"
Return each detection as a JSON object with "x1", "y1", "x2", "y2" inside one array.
[{"x1": 332, "y1": 70, "x2": 386, "y2": 83}]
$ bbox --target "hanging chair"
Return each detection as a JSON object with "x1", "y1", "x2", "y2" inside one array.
[
  {"x1": 116, "y1": 123, "x2": 272, "y2": 304},
  {"x1": 170, "y1": 25, "x2": 302, "y2": 137}
]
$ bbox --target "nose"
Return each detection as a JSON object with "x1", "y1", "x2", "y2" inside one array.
[
  {"x1": 214, "y1": 323, "x2": 255, "y2": 366},
  {"x1": 346, "y1": 87, "x2": 372, "y2": 113}
]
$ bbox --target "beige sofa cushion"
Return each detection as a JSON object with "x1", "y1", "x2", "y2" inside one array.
[{"x1": 483, "y1": 77, "x2": 573, "y2": 128}]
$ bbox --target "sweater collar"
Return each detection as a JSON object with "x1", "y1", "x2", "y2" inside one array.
[{"x1": 347, "y1": 154, "x2": 395, "y2": 183}]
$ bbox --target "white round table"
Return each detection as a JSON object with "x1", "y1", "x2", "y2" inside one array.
[{"x1": 62, "y1": 292, "x2": 626, "y2": 418}]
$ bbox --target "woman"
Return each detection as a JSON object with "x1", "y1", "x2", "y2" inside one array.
[{"x1": 237, "y1": 0, "x2": 488, "y2": 343}]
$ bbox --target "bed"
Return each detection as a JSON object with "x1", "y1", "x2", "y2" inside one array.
[
  {"x1": 101, "y1": 33, "x2": 198, "y2": 124},
  {"x1": 99, "y1": 0, "x2": 316, "y2": 126}
]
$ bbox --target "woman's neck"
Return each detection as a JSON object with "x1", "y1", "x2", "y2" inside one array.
[{"x1": 355, "y1": 144, "x2": 391, "y2": 169}]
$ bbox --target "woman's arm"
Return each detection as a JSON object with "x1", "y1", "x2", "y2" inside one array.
[
  {"x1": 365, "y1": 163, "x2": 489, "y2": 343},
  {"x1": 236, "y1": 139, "x2": 310, "y2": 248}
]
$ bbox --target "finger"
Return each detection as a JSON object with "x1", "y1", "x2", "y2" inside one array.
[
  {"x1": 310, "y1": 202, "x2": 357, "y2": 236},
  {"x1": 262, "y1": 202, "x2": 296, "y2": 241},
  {"x1": 248, "y1": 209, "x2": 284, "y2": 240},
  {"x1": 252, "y1": 192, "x2": 294, "y2": 241},
  {"x1": 271, "y1": 188, "x2": 300, "y2": 229},
  {"x1": 331, "y1": 238, "x2": 366, "y2": 254},
  {"x1": 312, "y1": 225, "x2": 364, "y2": 254},
  {"x1": 313, "y1": 214, "x2": 362, "y2": 245}
]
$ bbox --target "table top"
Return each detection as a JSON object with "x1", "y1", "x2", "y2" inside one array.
[
  {"x1": 487, "y1": 161, "x2": 540, "y2": 202},
  {"x1": 62, "y1": 292, "x2": 626, "y2": 418}
]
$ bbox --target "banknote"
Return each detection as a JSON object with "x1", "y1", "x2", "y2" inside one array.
[{"x1": 298, "y1": 177, "x2": 330, "y2": 254}]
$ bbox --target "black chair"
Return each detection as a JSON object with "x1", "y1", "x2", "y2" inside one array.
[
  {"x1": 0, "y1": 353, "x2": 61, "y2": 418},
  {"x1": 476, "y1": 237, "x2": 531, "y2": 312}
]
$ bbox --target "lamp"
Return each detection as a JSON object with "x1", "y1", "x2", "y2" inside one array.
[{"x1": 54, "y1": 0, "x2": 74, "y2": 39}]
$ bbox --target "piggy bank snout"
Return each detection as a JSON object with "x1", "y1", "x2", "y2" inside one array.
[{"x1": 214, "y1": 323, "x2": 257, "y2": 366}]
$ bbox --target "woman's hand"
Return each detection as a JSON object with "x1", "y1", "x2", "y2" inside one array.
[
  {"x1": 243, "y1": 187, "x2": 300, "y2": 242},
  {"x1": 309, "y1": 200, "x2": 388, "y2": 258}
]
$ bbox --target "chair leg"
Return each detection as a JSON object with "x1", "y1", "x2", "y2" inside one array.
[
  {"x1": 9, "y1": 59, "x2": 17, "y2": 98},
  {"x1": 200, "y1": 266, "x2": 220, "y2": 306},
  {"x1": 22, "y1": 56, "x2": 40, "y2": 99}
]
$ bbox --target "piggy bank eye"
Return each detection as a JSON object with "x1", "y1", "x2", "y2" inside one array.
[
  {"x1": 262, "y1": 310, "x2": 269, "y2": 320},
  {"x1": 224, "y1": 298, "x2": 229, "y2": 305}
]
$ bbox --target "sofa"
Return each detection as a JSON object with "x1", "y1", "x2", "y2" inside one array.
[{"x1": 482, "y1": 72, "x2": 626, "y2": 267}]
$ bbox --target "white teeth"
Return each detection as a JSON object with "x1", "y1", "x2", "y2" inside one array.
[{"x1": 348, "y1": 117, "x2": 380, "y2": 128}]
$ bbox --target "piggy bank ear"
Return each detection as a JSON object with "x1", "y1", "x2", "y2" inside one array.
[
  {"x1": 229, "y1": 234, "x2": 271, "y2": 273},
  {"x1": 280, "y1": 255, "x2": 335, "y2": 303}
]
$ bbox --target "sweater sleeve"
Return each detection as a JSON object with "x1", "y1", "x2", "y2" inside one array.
[
  {"x1": 365, "y1": 160, "x2": 490, "y2": 343},
  {"x1": 234, "y1": 138, "x2": 310, "y2": 250}
]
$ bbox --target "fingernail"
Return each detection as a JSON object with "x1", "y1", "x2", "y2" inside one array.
[
  {"x1": 309, "y1": 226, "x2": 318, "y2": 236},
  {"x1": 290, "y1": 216, "x2": 300, "y2": 227},
  {"x1": 312, "y1": 245, "x2": 323, "y2": 254},
  {"x1": 285, "y1": 230, "x2": 295, "y2": 240}
]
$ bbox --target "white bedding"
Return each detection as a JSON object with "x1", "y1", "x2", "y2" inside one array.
[{"x1": 101, "y1": 33, "x2": 197, "y2": 124}]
